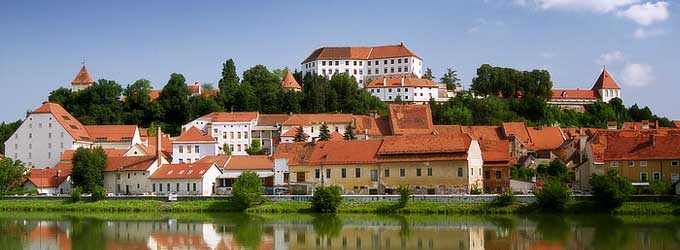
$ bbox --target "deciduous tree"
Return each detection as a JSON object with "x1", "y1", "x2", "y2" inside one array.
[{"x1": 71, "y1": 147, "x2": 107, "y2": 194}]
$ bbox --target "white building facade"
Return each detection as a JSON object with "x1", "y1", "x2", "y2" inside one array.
[
  {"x1": 366, "y1": 77, "x2": 439, "y2": 103},
  {"x1": 301, "y1": 44, "x2": 423, "y2": 88},
  {"x1": 182, "y1": 112, "x2": 259, "y2": 156},
  {"x1": 149, "y1": 163, "x2": 222, "y2": 196}
]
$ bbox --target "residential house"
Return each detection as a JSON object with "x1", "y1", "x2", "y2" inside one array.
[
  {"x1": 253, "y1": 114, "x2": 290, "y2": 154},
  {"x1": 182, "y1": 112, "x2": 259, "y2": 155},
  {"x1": 149, "y1": 163, "x2": 222, "y2": 196},
  {"x1": 209, "y1": 155, "x2": 275, "y2": 194},
  {"x1": 279, "y1": 114, "x2": 354, "y2": 142},
  {"x1": 301, "y1": 43, "x2": 423, "y2": 88},
  {"x1": 366, "y1": 77, "x2": 439, "y2": 103},
  {"x1": 172, "y1": 127, "x2": 218, "y2": 164},
  {"x1": 22, "y1": 167, "x2": 71, "y2": 195},
  {"x1": 548, "y1": 68, "x2": 622, "y2": 111}
]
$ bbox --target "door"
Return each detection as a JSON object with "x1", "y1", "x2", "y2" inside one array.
[{"x1": 370, "y1": 170, "x2": 378, "y2": 182}]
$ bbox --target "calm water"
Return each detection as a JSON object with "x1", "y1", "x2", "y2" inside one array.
[{"x1": 1, "y1": 212, "x2": 679, "y2": 250}]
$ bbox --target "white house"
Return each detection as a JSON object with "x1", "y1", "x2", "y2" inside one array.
[
  {"x1": 172, "y1": 127, "x2": 218, "y2": 164},
  {"x1": 366, "y1": 77, "x2": 439, "y2": 103},
  {"x1": 22, "y1": 167, "x2": 71, "y2": 195},
  {"x1": 301, "y1": 43, "x2": 423, "y2": 88},
  {"x1": 279, "y1": 114, "x2": 354, "y2": 142},
  {"x1": 149, "y1": 163, "x2": 222, "y2": 196},
  {"x1": 182, "y1": 112, "x2": 259, "y2": 155}
]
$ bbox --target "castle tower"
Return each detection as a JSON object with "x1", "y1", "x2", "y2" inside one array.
[
  {"x1": 70, "y1": 65, "x2": 95, "y2": 91},
  {"x1": 592, "y1": 67, "x2": 621, "y2": 103}
]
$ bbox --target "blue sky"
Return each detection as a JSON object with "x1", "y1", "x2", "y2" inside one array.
[{"x1": 1, "y1": 0, "x2": 677, "y2": 122}]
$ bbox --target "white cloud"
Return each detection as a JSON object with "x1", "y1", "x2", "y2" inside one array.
[
  {"x1": 632, "y1": 27, "x2": 663, "y2": 39},
  {"x1": 617, "y1": 2, "x2": 669, "y2": 25},
  {"x1": 534, "y1": 0, "x2": 639, "y2": 13},
  {"x1": 620, "y1": 63, "x2": 654, "y2": 86},
  {"x1": 595, "y1": 51, "x2": 625, "y2": 64}
]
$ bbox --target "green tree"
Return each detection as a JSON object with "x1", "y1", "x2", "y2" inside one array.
[
  {"x1": 71, "y1": 147, "x2": 107, "y2": 194},
  {"x1": 582, "y1": 101, "x2": 617, "y2": 128},
  {"x1": 122, "y1": 79, "x2": 154, "y2": 126},
  {"x1": 201, "y1": 82, "x2": 215, "y2": 91},
  {"x1": 243, "y1": 65, "x2": 281, "y2": 113},
  {"x1": 537, "y1": 159, "x2": 567, "y2": 179},
  {"x1": 422, "y1": 68, "x2": 435, "y2": 80},
  {"x1": 234, "y1": 81, "x2": 259, "y2": 111},
  {"x1": 648, "y1": 180, "x2": 672, "y2": 195},
  {"x1": 397, "y1": 185, "x2": 413, "y2": 208},
  {"x1": 609, "y1": 97, "x2": 629, "y2": 124},
  {"x1": 534, "y1": 179, "x2": 570, "y2": 210},
  {"x1": 293, "y1": 126, "x2": 307, "y2": 142},
  {"x1": 440, "y1": 68, "x2": 461, "y2": 90},
  {"x1": 302, "y1": 74, "x2": 328, "y2": 113},
  {"x1": 72, "y1": 79, "x2": 125, "y2": 125},
  {"x1": 245, "y1": 139, "x2": 266, "y2": 155},
  {"x1": 318, "y1": 123, "x2": 331, "y2": 141},
  {"x1": 312, "y1": 186, "x2": 343, "y2": 213},
  {"x1": 218, "y1": 59, "x2": 240, "y2": 111},
  {"x1": 591, "y1": 170, "x2": 634, "y2": 211},
  {"x1": 393, "y1": 95, "x2": 404, "y2": 104},
  {"x1": 278, "y1": 89, "x2": 303, "y2": 114},
  {"x1": 221, "y1": 143, "x2": 232, "y2": 155},
  {"x1": 343, "y1": 124, "x2": 356, "y2": 140},
  {"x1": 0, "y1": 158, "x2": 27, "y2": 192},
  {"x1": 329, "y1": 73, "x2": 359, "y2": 112},
  {"x1": 187, "y1": 95, "x2": 222, "y2": 120},
  {"x1": 471, "y1": 64, "x2": 552, "y2": 99},
  {"x1": 147, "y1": 122, "x2": 158, "y2": 137},
  {"x1": 157, "y1": 73, "x2": 191, "y2": 135},
  {"x1": 232, "y1": 171, "x2": 263, "y2": 210}
]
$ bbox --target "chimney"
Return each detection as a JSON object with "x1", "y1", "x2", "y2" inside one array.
[
  {"x1": 57, "y1": 170, "x2": 61, "y2": 177},
  {"x1": 607, "y1": 121, "x2": 617, "y2": 130},
  {"x1": 383, "y1": 78, "x2": 387, "y2": 86},
  {"x1": 401, "y1": 77, "x2": 405, "y2": 86},
  {"x1": 642, "y1": 120, "x2": 649, "y2": 129},
  {"x1": 649, "y1": 134, "x2": 655, "y2": 146},
  {"x1": 369, "y1": 110, "x2": 377, "y2": 118},
  {"x1": 156, "y1": 126, "x2": 163, "y2": 166}
]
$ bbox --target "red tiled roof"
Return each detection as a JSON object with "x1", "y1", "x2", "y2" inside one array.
[
  {"x1": 84, "y1": 125, "x2": 137, "y2": 142},
  {"x1": 502, "y1": 122, "x2": 531, "y2": 144},
  {"x1": 257, "y1": 114, "x2": 291, "y2": 126},
  {"x1": 187, "y1": 83, "x2": 200, "y2": 94},
  {"x1": 225, "y1": 155, "x2": 273, "y2": 170},
  {"x1": 32, "y1": 102, "x2": 91, "y2": 142},
  {"x1": 60, "y1": 149, "x2": 127, "y2": 162},
  {"x1": 622, "y1": 121, "x2": 658, "y2": 130},
  {"x1": 272, "y1": 142, "x2": 315, "y2": 166},
  {"x1": 306, "y1": 140, "x2": 382, "y2": 165},
  {"x1": 378, "y1": 134, "x2": 471, "y2": 155},
  {"x1": 591, "y1": 130, "x2": 680, "y2": 162},
  {"x1": 25, "y1": 168, "x2": 70, "y2": 188},
  {"x1": 104, "y1": 156, "x2": 156, "y2": 172},
  {"x1": 282, "y1": 114, "x2": 354, "y2": 126},
  {"x1": 148, "y1": 90, "x2": 161, "y2": 101},
  {"x1": 201, "y1": 88, "x2": 219, "y2": 97},
  {"x1": 281, "y1": 128, "x2": 307, "y2": 137},
  {"x1": 71, "y1": 65, "x2": 94, "y2": 85},
  {"x1": 329, "y1": 131, "x2": 345, "y2": 141},
  {"x1": 366, "y1": 77, "x2": 438, "y2": 88},
  {"x1": 142, "y1": 133, "x2": 173, "y2": 155},
  {"x1": 388, "y1": 104, "x2": 434, "y2": 135},
  {"x1": 354, "y1": 115, "x2": 391, "y2": 136},
  {"x1": 480, "y1": 139, "x2": 512, "y2": 166},
  {"x1": 550, "y1": 89, "x2": 599, "y2": 99},
  {"x1": 592, "y1": 68, "x2": 620, "y2": 90},
  {"x1": 673, "y1": 120, "x2": 680, "y2": 128},
  {"x1": 527, "y1": 126, "x2": 566, "y2": 151},
  {"x1": 302, "y1": 44, "x2": 421, "y2": 63},
  {"x1": 196, "y1": 155, "x2": 230, "y2": 168},
  {"x1": 175, "y1": 127, "x2": 215, "y2": 142},
  {"x1": 149, "y1": 163, "x2": 216, "y2": 179},
  {"x1": 281, "y1": 70, "x2": 302, "y2": 90},
  {"x1": 199, "y1": 112, "x2": 259, "y2": 123}
]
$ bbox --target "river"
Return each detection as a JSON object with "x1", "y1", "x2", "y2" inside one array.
[{"x1": 0, "y1": 212, "x2": 678, "y2": 249}]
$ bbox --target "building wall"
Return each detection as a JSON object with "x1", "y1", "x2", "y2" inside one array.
[
  {"x1": 603, "y1": 159, "x2": 680, "y2": 184},
  {"x1": 4, "y1": 113, "x2": 80, "y2": 168},
  {"x1": 23, "y1": 177, "x2": 71, "y2": 195},
  {"x1": 302, "y1": 56, "x2": 423, "y2": 88},
  {"x1": 273, "y1": 158, "x2": 290, "y2": 186},
  {"x1": 599, "y1": 88, "x2": 621, "y2": 103},
  {"x1": 172, "y1": 142, "x2": 218, "y2": 163},
  {"x1": 281, "y1": 123, "x2": 349, "y2": 141},
  {"x1": 483, "y1": 166, "x2": 510, "y2": 193},
  {"x1": 209, "y1": 121, "x2": 255, "y2": 156},
  {"x1": 103, "y1": 170, "x2": 153, "y2": 195},
  {"x1": 467, "y1": 140, "x2": 484, "y2": 191},
  {"x1": 368, "y1": 86, "x2": 437, "y2": 103}
]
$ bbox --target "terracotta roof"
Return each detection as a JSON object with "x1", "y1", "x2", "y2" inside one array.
[
  {"x1": 225, "y1": 155, "x2": 273, "y2": 170},
  {"x1": 526, "y1": 126, "x2": 566, "y2": 151},
  {"x1": 622, "y1": 121, "x2": 658, "y2": 130},
  {"x1": 199, "y1": 112, "x2": 259, "y2": 123},
  {"x1": 271, "y1": 142, "x2": 315, "y2": 166},
  {"x1": 281, "y1": 69, "x2": 302, "y2": 90},
  {"x1": 388, "y1": 104, "x2": 434, "y2": 135},
  {"x1": 175, "y1": 127, "x2": 215, "y2": 142},
  {"x1": 435, "y1": 125, "x2": 505, "y2": 141},
  {"x1": 201, "y1": 88, "x2": 219, "y2": 97},
  {"x1": 281, "y1": 128, "x2": 307, "y2": 137},
  {"x1": 354, "y1": 115, "x2": 391, "y2": 136},
  {"x1": 480, "y1": 139, "x2": 512, "y2": 166},
  {"x1": 59, "y1": 149, "x2": 127, "y2": 162},
  {"x1": 257, "y1": 114, "x2": 291, "y2": 126},
  {"x1": 25, "y1": 168, "x2": 70, "y2": 188},
  {"x1": 196, "y1": 155, "x2": 230, "y2": 168},
  {"x1": 501, "y1": 122, "x2": 531, "y2": 144},
  {"x1": 306, "y1": 140, "x2": 382, "y2": 165},
  {"x1": 302, "y1": 44, "x2": 421, "y2": 63},
  {"x1": 328, "y1": 131, "x2": 345, "y2": 141},
  {"x1": 32, "y1": 102, "x2": 91, "y2": 141},
  {"x1": 142, "y1": 133, "x2": 173, "y2": 155},
  {"x1": 592, "y1": 68, "x2": 620, "y2": 90},
  {"x1": 148, "y1": 90, "x2": 161, "y2": 101},
  {"x1": 591, "y1": 130, "x2": 680, "y2": 162},
  {"x1": 550, "y1": 89, "x2": 599, "y2": 99},
  {"x1": 378, "y1": 134, "x2": 471, "y2": 155},
  {"x1": 84, "y1": 125, "x2": 137, "y2": 142},
  {"x1": 673, "y1": 120, "x2": 680, "y2": 128},
  {"x1": 366, "y1": 77, "x2": 438, "y2": 88},
  {"x1": 71, "y1": 65, "x2": 94, "y2": 85},
  {"x1": 104, "y1": 156, "x2": 156, "y2": 172},
  {"x1": 187, "y1": 83, "x2": 201, "y2": 94},
  {"x1": 282, "y1": 114, "x2": 354, "y2": 126},
  {"x1": 149, "y1": 163, "x2": 217, "y2": 179}
]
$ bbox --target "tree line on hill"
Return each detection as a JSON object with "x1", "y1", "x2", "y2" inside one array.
[{"x1": 430, "y1": 64, "x2": 672, "y2": 128}]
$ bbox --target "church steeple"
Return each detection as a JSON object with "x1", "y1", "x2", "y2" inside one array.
[
  {"x1": 591, "y1": 67, "x2": 620, "y2": 90},
  {"x1": 71, "y1": 65, "x2": 95, "y2": 91}
]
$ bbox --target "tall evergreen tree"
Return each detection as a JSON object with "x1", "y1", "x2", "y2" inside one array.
[
  {"x1": 243, "y1": 65, "x2": 281, "y2": 113},
  {"x1": 293, "y1": 126, "x2": 307, "y2": 142},
  {"x1": 343, "y1": 124, "x2": 356, "y2": 140},
  {"x1": 157, "y1": 73, "x2": 191, "y2": 135},
  {"x1": 235, "y1": 81, "x2": 259, "y2": 111},
  {"x1": 318, "y1": 123, "x2": 331, "y2": 141},
  {"x1": 218, "y1": 59, "x2": 240, "y2": 110}
]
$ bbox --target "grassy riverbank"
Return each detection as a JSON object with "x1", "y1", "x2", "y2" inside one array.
[{"x1": 0, "y1": 199, "x2": 678, "y2": 215}]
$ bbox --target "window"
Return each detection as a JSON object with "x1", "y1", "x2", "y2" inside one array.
[
  {"x1": 404, "y1": 67, "x2": 408, "y2": 72},
  {"x1": 398, "y1": 67, "x2": 402, "y2": 72},
  {"x1": 238, "y1": 132, "x2": 242, "y2": 139},
  {"x1": 390, "y1": 67, "x2": 394, "y2": 73},
  {"x1": 368, "y1": 61, "x2": 371, "y2": 66},
  {"x1": 159, "y1": 183, "x2": 163, "y2": 192},
  {"x1": 237, "y1": 144, "x2": 242, "y2": 151},
  {"x1": 611, "y1": 161, "x2": 618, "y2": 168},
  {"x1": 223, "y1": 132, "x2": 227, "y2": 139},
  {"x1": 345, "y1": 61, "x2": 349, "y2": 66},
  {"x1": 640, "y1": 161, "x2": 648, "y2": 167},
  {"x1": 355, "y1": 168, "x2": 361, "y2": 178},
  {"x1": 187, "y1": 145, "x2": 192, "y2": 153},
  {"x1": 48, "y1": 132, "x2": 51, "y2": 138},
  {"x1": 341, "y1": 168, "x2": 346, "y2": 178},
  {"x1": 176, "y1": 183, "x2": 180, "y2": 191},
  {"x1": 384, "y1": 68, "x2": 388, "y2": 74},
  {"x1": 193, "y1": 183, "x2": 196, "y2": 191},
  {"x1": 195, "y1": 146, "x2": 199, "y2": 153},
  {"x1": 244, "y1": 132, "x2": 248, "y2": 139},
  {"x1": 28, "y1": 133, "x2": 32, "y2": 139},
  {"x1": 370, "y1": 170, "x2": 378, "y2": 181},
  {"x1": 367, "y1": 70, "x2": 371, "y2": 75},
  {"x1": 359, "y1": 61, "x2": 363, "y2": 66},
  {"x1": 458, "y1": 168, "x2": 463, "y2": 177},
  {"x1": 628, "y1": 161, "x2": 635, "y2": 167},
  {"x1": 322, "y1": 61, "x2": 326, "y2": 66},
  {"x1": 315, "y1": 169, "x2": 320, "y2": 179},
  {"x1": 345, "y1": 69, "x2": 349, "y2": 73},
  {"x1": 353, "y1": 61, "x2": 357, "y2": 66},
  {"x1": 671, "y1": 160, "x2": 679, "y2": 166},
  {"x1": 384, "y1": 60, "x2": 388, "y2": 64},
  {"x1": 672, "y1": 173, "x2": 679, "y2": 182},
  {"x1": 404, "y1": 58, "x2": 409, "y2": 63},
  {"x1": 375, "y1": 60, "x2": 379, "y2": 65},
  {"x1": 470, "y1": 168, "x2": 474, "y2": 176},
  {"x1": 335, "y1": 61, "x2": 339, "y2": 66},
  {"x1": 640, "y1": 172, "x2": 648, "y2": 182},
  {"x1": 400, "y1": 168, "x2": 405, "y2": 177},
  {"x1": 375, "y1": 69, "x2": 379, "y2": 74},
  {"x1": 384, "y1": 169, "x2": 390, "y2": 177},
  {"x1": 427, "y1": 168, "x2": 432, "y2": 176},
  {"x1": 496, "y1": 170, "x2": 502, "y2": 179},
  {"x1": 167, "y1": 183, "x2": 170, "y2": 192},
  {"x1": 416, "y1": 168, "x2": 422, "y2": 176},
  {"x1": 353, "y1": 69, "x2": 357, "y2": 74},
  {"x1": 653, "y1": 172, "x2": 661, "y2": 181},
  {"x1": 152, "y1": 184, "x2": 156, "y2": 192},
  {"x1": 398, "y1": 59, "x2": 402, "y2": 63},
  {"x1": 230, "y1": 132, "x2": 234, "y2": 139}
]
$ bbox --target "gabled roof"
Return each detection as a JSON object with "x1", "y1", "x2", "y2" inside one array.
[
  {"x1": 302, "y1": 44, "x2": 421, "y2": 63},
  {"x1": 306, "y1": 140, "x2": 382, "y2": 165},
  {"x1": 366, "y1": 77, "x2": 438, "y2": 88},
  {"x1": 673, "y1": 120, "x2": 680, "y2": 128},
  {"x1": 388, "y1": 104, "x2": 434, "y2": 135},
  {"x1": 84, "y1": 125, "x2": 137, "y2": 142},
  {"x1": 550, "y1": 89, "x2": 599, "y2": 99},
  {"x1": 378, "y1": 134, "x2": 471, "y2": 156},
  {"x1": 149, "y1": 163, "x2": 217, "y2": 179},
  {"x1": 329, "y1": 131, "x2": 345, "y2": 141},
  {"x1": 590, "y1": 130, "x2": 680, "y2": 162},
  {"x1": 71, "y1": 65, "x2": 94, "y2": 85},
  {"x1": 526, "y1": 126, "x2": 566, "y2": 151},
  {"x1": 281, "y1": 128, "x2": 307, "y2": 137},
  {"x1": 175, "y1": 127, "x2": 215, "y2": 142},
  {"x1": 196, "y1": 155, "x2": 231, "y2": 168},
  {"x1": 354, "y1": 115, "x2": 391, "y2": 137},
  {"x1": 479, "y1": 139, "x2": 513, "y2": 167},
  {"x1": 32, "y1": 102, "x2": 91, "y2": 142},
  {"x1": 104, "y1": 156, "x2": 157, "y2": 172},
  {"x1": 271, "y1": 142, "x2": 315, "y2": 166},
  {"x1": 257, "y1": 114, "x2": 291, "y2": 126},
  {"x1": 592, "y1": 68, "x2": 620, "y2": 90},
  {"x1": 225, "y1": 155, "x2": 273, "y2": 170},
  {"x1": 198, "y1": 112, "x2": 259, "y2": 123},
  {"x1": 282, "y1": 114, "x2": 354, "y2": 126},
  {"x1": 25, "y1": 168, "x2": 70, "y2": 188},
  {"x1": 501, "y1": 122, "x2": 531, "y2": 144},
  {"x1": 281, "y1": 70, "x2": 302, "y2": 90}
]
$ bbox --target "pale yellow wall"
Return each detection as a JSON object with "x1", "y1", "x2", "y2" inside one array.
[{"x1": 604, "y1": 159, "x2": 680, "y2": 182}]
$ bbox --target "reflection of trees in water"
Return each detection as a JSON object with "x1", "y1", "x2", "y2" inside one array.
[
  {"x1": 396, "y1": 215, "x2": 411, "y2": 240},
  {"x1": 531, "y1": 214, "x2": 570, "y2": 242},
  {"x1": 589, "y1": 216, "x2": 631, "y2": 250},
  {"x1": 70, "y1": 218, "x2": 105, "y2": 250},
  {"x1": 0, "y1": 220, "x2": 25, "y2": 250},
  {"x1": 486, "y1": 215, "x2": 516, "y2": 238},
  {"x1": 312, "y1": 214, "x2": 343, "y2": 238},
  {"x1": 233, "y1": 214, "x2": 264, "y2": 250}
]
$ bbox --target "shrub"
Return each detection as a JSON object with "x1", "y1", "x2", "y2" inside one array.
[
  {"x1": 312, "y1": 186, "x2": 343, "y2": 213},
  {"x1": 590, "y1": 170, "x2": 634, "y2": 211},
  {"x1": 92, "y1": 186, "x2": 106, "y2": 201},
  {"x1": 71, "y1": 187, "x2": 82, "y2": 203},
  {"x1": 232, "y1": 171, "x2": 263, "y2": 210},
  {"x1": 397, "y1": 186, "x2": 413, "y2": 208},
  {"x1": 534, "y1": 179, "x2": 570, "y2": 210},
  {"x1": 492, "y1": 192, "x2": 516, "y2": 207},
  {"x1": 470, "y1": 188, "x2": 482, "y2": 195},
  {"x1": 649, "y1": 180, "x2": 672, "y2": 195}
]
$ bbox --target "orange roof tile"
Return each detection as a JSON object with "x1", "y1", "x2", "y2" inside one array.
[
  {"x1": 257, "y1": 114, "x2": 291, "y2": 126},
  {"x1": 329, "y1": 131, "x2": 345, "y2": 141},
  {"x1": 142, "y1": 133, "x2": 173, "y2": 155},
  {"x1": 32, "y1": 102, "x2": 91, "y2": 141},
  {"x1": 187, "y1": 82, "x2": 201, "y2": 94},
  {"x1": 388, "y1": 104, "x2": 434, "y2": 135},
  {"x1": 148, "y1": 90, "x2": 161, "y2": 101},
  {"x1": 378, "y1": 134, "x2": 471, "y2": 156},
  {"x1": 196, "y1": 155, "x2": 230, "y2": 168},
  {"x1": 281, "y1": 128, "x2": 307, "y2": 137},
  {"x1": 302, "y1": 44, "x2": 421, "y2": 63},
  {"x1": 84, "y1": 125, "x2": 137, "y2": 142},
  {"x1": 366, "y1": 77, "x2": 438, "y2": 88},
  {"x1": 60, "y1": 149, "x2": 127, "y2": 162},
  {"x1": 501, "y1": 122, "x2": 531, "y2": 144},
  {"x1": 354, "y1": 115, "x2": 391, "y2": 136},
  {"x1": 527, "y1": 126, "x2": 566, "y2": 151},
  {"x1": 149, "y1": 163, "x2": 217, "y2": 179},
  {"x1": 592, "y1": 68, "x2": 620, "y2": 90},
  {"x1": 622, "y1": 120, "x2": 658, "y2": 130},
  {"x1": 282, "y1": 114, "x2": 354, "y2": 126},
  {"x1": 272, "y1": 142, "x2": 315, "y2": 166},
  {"x1": 71, "y1": 65, "x2": 94, "y2": 85},
  {"x1": 175, "y1": 127, "x2": 215, "y2": 142},
  {"x1": 673, "y1": 120, "x2": 680, "y2": 128},
  {"x1": 306, "y1": 140, "x2": 382, "y2": 165},
  {"x1": 281, "y1": 69, "x2": 302, "y2": 90},
  {"x1": 550, "y1": 89, "x2": 599, "y2": 99},
  {"x1": 199, "y1": 112, "x2": 259, "y2": 123},
  {"x1": 591, "y1": 130, "x2": 680, "y2": 162},
  {"x1": 225, "y1": 155, "x2": 273, "y2": 170},
  {"x1": 25, "y1": 168, "x2": 70, "y2": 188},
  {"x1": 104, "y1": 156, "x2": 156, "y2": 172},
  {"x1": 480, "y1": 139, "x2": 512, "y2": 166}
]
